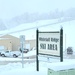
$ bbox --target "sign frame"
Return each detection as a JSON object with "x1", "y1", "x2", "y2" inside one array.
[{"x1": 36, "y1": 28, "x2": 63, "y2": 71}]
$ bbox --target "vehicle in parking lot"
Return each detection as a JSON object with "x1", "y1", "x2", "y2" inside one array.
[
  {"x1": 0, "y1": 46, "x2": 5, "y2": 56},
  {"x1": 1, "y1": 50, "x2": 21, "y2": 57},
  {"x1": 0, "y1": 50, "x2": 4, "y2": 56},
  {"x1": 19, "y1": 48, "x2": 29, "y2": 53}
]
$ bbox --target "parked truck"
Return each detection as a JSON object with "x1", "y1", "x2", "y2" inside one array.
[{"x1": 1, "y1": 50, "x2": 21, "y2": 57}]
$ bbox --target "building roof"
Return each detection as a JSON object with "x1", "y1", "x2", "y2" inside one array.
[{"x1": 0, "y1": 34, "x2": 19, "y2": 39}]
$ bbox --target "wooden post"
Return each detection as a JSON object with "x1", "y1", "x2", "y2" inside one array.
[
  {"x1": 60, "y1": 27, "x2": 63, "y2": 62},
  {"x1": 36, "y1": 29, "x2": 39, "y2": 71}
]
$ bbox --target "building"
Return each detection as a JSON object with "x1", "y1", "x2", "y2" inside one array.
[{"x1": 0, "y1": 34, "x2": 36, "y2": 51}]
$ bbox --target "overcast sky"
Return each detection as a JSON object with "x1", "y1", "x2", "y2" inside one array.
[{"x1": 0, "y1": 0, "x2": 75, "y2": 20}]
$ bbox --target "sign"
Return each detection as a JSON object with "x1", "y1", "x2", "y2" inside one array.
[
  {"x1": 38, "y1": 32, "x2": 60, "y2": 56},
  {"x1": 20, "y1": 35, "x2": 25, "y2": 43},
  {"x1": 20, "y1": 35, "x2": 25, "y2": 50}
]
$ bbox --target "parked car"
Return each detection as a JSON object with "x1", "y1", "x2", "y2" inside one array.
[
  {"x1": 0, "y1": 49, "x2": 5, "y2": 56},
  {"x1": 1, "y1": 50, "x2": 21, "y2": 57},
  {"x1": 19, "y1": 48, "x2": 29, "y2": 53}
]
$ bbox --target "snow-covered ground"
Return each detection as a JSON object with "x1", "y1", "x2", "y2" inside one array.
[
  {"x1": 0, "y1": 58, "x2": 75, "y2": 75},
  {"x1": 0, "y1": 49, "x2": 75, "y2": 75},
  {"x1": 0, "y1": 62, "x2": 47, "y2": 75},
  {"x1": 0, "y1": 19, "x2": 75, "y2": 75}
]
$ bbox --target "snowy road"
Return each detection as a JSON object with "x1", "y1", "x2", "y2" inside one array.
[
  {"x1": 0, "y1": 60, "x2": 36, "y2": 65},
  {"x1": 0, "y1": 57, "x2": 36, "y2": 65}
]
